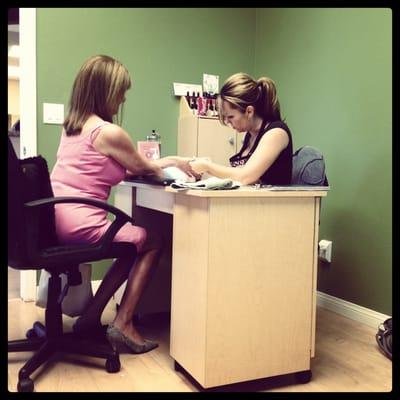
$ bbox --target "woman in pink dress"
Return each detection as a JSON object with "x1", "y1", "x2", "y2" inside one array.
[{"x1": 51, "y1": 55, "x2": 195, "y2": 353}]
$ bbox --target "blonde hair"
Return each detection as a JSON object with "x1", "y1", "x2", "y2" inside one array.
[
  {"x1": 64, "y1": 55, "x2": 131, "y2": 136},
  {"x1": 218, "y1": 72, "x2": 281, "y2": 125}
]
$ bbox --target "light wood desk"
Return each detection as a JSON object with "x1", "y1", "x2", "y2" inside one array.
[{"x1": 114, "y1": 181, "x2": 328, "y2": 389}]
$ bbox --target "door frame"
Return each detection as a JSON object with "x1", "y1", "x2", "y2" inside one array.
[{"x1": 19, "y1": 8, "x2": 37, "y2": 301}]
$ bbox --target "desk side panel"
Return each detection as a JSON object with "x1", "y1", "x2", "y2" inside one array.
[
  {"x1": 205, "y1": 197, "x2": 315, "y2": 387},
  {"x1": 136, "y1": 187, "x2": 174, "y2": 214},
  {"x1": 114, "y1": 187, "x2": 172, "y2": 314},
  {"x1": 131, "y1": 206, "x2": 173, "y2": 314},
  {"x1": 311, "y1": 198, "x2": 321, "y2": 358},
  {"x1": 113, "y1": 185, "x2": 134, "y2": 305},
  {"x1": 114, "y1": 184, "x2": 134, "y2": 216},
  {"x1": 170, "y1": 195, "x2": 209, "y2": 385}
]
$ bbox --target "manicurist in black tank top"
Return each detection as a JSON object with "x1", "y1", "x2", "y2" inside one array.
[{"x1": 189, "y1": 73, "x2": 292, "y2": 185}]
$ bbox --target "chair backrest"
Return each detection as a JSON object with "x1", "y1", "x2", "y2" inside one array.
[
  {"x1": 291, "y1": 146, "x2": 329, "y2": 186},
  {"x1": 8, "y1": 138, "x2": 58, "y2": 269},
  {"x1": 8, "y1": 137, "x2": 28, "y2": 267}
]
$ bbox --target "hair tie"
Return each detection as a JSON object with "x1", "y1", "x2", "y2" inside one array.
[
  {"x1": 256, "y1": 81, "x2": 264, "y2": 98},
  {"x1": 256, "y1": 81, "x2": 265, "y2": 95}
]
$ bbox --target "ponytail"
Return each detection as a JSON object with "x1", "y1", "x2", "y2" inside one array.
[{"x1": 256, "y1": 77, "x2": 281, "y2": 122}]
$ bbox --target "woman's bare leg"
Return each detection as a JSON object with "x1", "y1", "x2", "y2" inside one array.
[
  {"x1": 111, "y1": 246, "x2": 161, "y2": 344},
  {"x1": 74, "y1": 229, "x2": 163, "y2": 338},
  {"x1": 73, "y1": 255, "x2": 135, "y2": 332}
]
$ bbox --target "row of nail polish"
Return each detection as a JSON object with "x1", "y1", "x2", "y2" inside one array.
[{"x1": 185, "y1": 91, "x2": 218, "y2": 117}]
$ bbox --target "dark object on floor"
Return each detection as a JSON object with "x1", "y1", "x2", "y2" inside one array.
[{"x1": 376, "y1": 318, "x2": 392, "y2": 360}]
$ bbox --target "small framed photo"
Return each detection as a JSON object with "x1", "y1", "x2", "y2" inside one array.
[
  {"x1": 203, "y1": 74, "x2": 219, "y2": 95},
  {"x1": 137, "y1": 141, "x2": 160, "y2": 160}
]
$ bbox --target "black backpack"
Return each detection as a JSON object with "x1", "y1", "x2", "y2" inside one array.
[
  {"x1": 292, "y1": 146, "x2": 329, "y2": 186},
  {"x1": 376, "y1": 318, "x2": 392, "y2": 360}
]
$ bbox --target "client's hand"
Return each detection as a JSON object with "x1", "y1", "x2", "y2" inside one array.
[
  {"x1": 174, "y1": 157, "x2": 202, "y2": 179},
  {"x1": 143, "y1": 164, "x2": 164, "y2": 179}
]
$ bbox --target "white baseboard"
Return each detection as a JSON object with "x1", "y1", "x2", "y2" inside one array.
[
  {"x1": 317, "y1": 291, "x2": 391, "y2": 328},
  {"x1": 92, "y1": 282, "x2": 390, "y2": 329}
]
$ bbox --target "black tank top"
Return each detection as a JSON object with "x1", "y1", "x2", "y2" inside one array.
[{"x1": 229, "y1": 120, "x2": 293, "y2": 185}]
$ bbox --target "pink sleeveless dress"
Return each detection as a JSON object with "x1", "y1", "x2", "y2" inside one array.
[{"x1": 50, "y1": 122, "x2": 147, "y2": 251}]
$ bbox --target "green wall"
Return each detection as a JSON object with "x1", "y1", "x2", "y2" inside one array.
[
  {"x1": 36, "y1": 8, "x2": 391, "y2": 314},
  {"x1": 254, "y1": 8, "x2": 392, "y2": 315},
  {"x1": 37, "y1": 8, "x2": 255, "y2": 167},
  {"x1": 36, "y1": 8, "x2": 255, "y2": 280}
]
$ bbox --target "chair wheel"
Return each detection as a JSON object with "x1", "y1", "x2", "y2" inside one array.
[
  {"x1": 106, "y1": 357, "x2": 121, "y2": 373},
  {"x1": 17, "y1": 378, "x2": 34, "y2": 392},
  {"x1": 295, "y1": 369, "x2": 312, "y2": 383},
  {"x1": 26, "y1": 328, "x2": 38, "y2": 339}
]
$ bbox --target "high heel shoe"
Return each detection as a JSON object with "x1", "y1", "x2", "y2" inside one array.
[{"x1": 106, "y1": 324, "x2": 158, "y2": 354}]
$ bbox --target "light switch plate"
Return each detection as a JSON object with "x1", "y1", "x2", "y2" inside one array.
[{"x1": 43, "y1": 103, "x2": 64, "y2": 124}]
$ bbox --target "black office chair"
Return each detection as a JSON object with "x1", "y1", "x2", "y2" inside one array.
[{"x1": 7, "y1": 138, "x2": 137, "y2": 392}]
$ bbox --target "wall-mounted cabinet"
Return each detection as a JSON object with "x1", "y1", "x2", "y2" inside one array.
[{"x1": 177, "y1": 97, "x2": 244, "y2": 166}]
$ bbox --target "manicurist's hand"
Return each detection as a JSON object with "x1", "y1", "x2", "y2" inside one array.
[{"x1": 189, "y1": 158, "x2": 210, "y2": 175}]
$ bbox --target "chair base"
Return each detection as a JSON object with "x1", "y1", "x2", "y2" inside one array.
[{"x1": 8, "y1": 321, "x2": 120, "y2": 392}]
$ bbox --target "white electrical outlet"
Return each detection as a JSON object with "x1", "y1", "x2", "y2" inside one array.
[{"x1": 319, "y1": 240, "x2": 332, "y2": 263}]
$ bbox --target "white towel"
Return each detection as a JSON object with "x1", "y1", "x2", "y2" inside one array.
[{"x1": 170, "y1": 177, "x2": 241, "y2": 190}]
